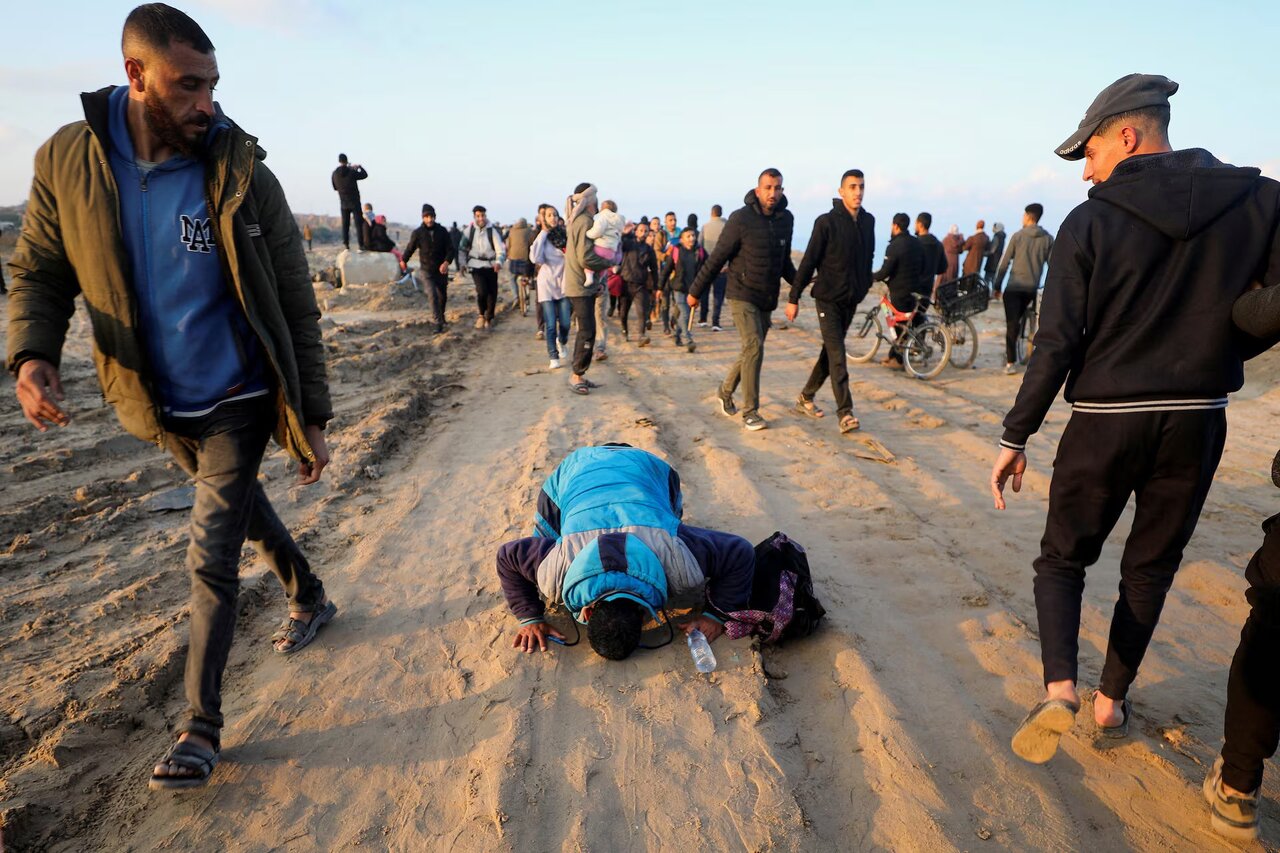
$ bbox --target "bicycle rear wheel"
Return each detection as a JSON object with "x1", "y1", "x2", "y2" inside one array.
[
  {"x1": 903, "y1": 320, "x2": 952, "y2": 380},
  {"x1": 1016, "y1": 310, "x2": 1037, "y2": 364},
  {"x1": 946, "y1": 318, "x2": 978, "y2": 369},
  {"x1": 846, "y1": 311, "x2": 883, "y2": 363}
]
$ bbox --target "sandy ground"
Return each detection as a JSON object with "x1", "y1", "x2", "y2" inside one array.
[{"x1": 0, "y1": 247, "x2": 1277, "y2": 851}]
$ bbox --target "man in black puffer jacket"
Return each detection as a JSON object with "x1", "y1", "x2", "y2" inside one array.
[
  {"x1": 689, "y1": 168, "x2": 796, "y2": 431},
  {"x1": 786, "y1": 169, "x2": 875, "y2": 433}
]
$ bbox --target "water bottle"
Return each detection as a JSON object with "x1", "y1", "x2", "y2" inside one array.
[{"x1": 687, "y1": 629, "x2": 717, "y2": 673}]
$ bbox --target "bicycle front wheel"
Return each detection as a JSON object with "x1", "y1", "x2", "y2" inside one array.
[
  {"x1": 947, "y1": 318, "x2": 979, "y2": 369},
  {"x1": 847, "y1": 311, "x2": 883, "y2": 363},
  {"x1": 1016, "y1": 314, "x2": 1036, "y2": 364},
  {"x1": 904, "y1": 321, "x2": 952, "y2": 380}
]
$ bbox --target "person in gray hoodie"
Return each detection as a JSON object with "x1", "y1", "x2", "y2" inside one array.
[
  {"x1": 563, "y1": 182, "x2": 603, "y2": 394},
  {"x1": 995, "y1": 204, "x2": 1054, "y2": 372}
]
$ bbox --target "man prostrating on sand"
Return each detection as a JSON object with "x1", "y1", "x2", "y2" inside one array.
[
  {"x1": 496, "y1": 445, "x2": 755, "y2": 659},
  {"x1": 990, "y1": 74, "x2": 1280, "y2": 789},
  {"x1": 7, "y1": 3, "x2": 336, "y2": 790}
]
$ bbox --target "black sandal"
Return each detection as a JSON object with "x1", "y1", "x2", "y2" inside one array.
[
  {"x1": 149, "y1": 738, "x2": 220, "y2": 790},
  {"x1": 272, "y1": 600, "x2": 337, "y2": 655}
]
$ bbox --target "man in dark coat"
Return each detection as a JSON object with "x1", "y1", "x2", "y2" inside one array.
[
  {"x1": 331, "y1": 153, "x2": 367, "y2": 250},
  {"x1": 785, "y1": 169, "x2": 874, "y2": 434},
  {"x1": 688, "y1": 168, "x2": 796, "y2": 431},
  {"x1": 401, "y1": 203, "x2": 457, "y2": 333}
]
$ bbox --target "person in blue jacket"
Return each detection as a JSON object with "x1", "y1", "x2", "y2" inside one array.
[{"x1": 496, "y1": 444, "x2": 755, "y2": 660}]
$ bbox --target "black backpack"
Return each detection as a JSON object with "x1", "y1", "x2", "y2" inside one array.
[{"x1": 725, "y1": 532, "x2": 826, "y2": 643}]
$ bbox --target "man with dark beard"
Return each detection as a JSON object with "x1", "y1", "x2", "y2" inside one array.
[{"x1": 7, "y1": 3, "x2": 335, "y2": 791}]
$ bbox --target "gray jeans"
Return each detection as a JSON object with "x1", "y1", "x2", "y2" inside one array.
[
  {"x1": 164, "y1": 396, "x2": 325, "y2": 738},
  {"x1": 722, "y1": 299, "x2": 771, "y2": 416}
]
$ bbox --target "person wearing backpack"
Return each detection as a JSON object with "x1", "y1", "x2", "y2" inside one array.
[
  {"x1": 461, "y1": 204, "x2": 506, "y2": 330},
  {"x1": 495, "y1": 445, "x2": 755, "y2": 660},
  {"x1": 661, "y1": 227, "x2": 706, "y2": 352}
]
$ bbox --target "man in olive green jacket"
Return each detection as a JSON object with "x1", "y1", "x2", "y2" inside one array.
[{"x1": 6, "y1": 3, "x2": 335, "y2": 791}]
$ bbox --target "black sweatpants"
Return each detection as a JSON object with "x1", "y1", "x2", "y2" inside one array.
[
  {"x1": 568, "y1": 294, "x2": 597, "y2": 375},
  {"x1": 619, "y1": 282, "x2": 651, "y2": 338},
  {"x1": 1004, "y1": 289, "x2": 1036, "y2": 364},
  {"x1": 800, "y1": 298, "x2": 856, "y2": 418},
  {"x1": 1034, "y1": 408, "x2": 1226, "y2": 699},
  {"x1": 1221, "y1": 509, "x2": 1280, "y2": 792},
  {"x1": 471, "y1": 267, "x2": 499, "y2": 321},
  {"x1": 340, "y1": 207, "x2": 361, "y2": 249}
]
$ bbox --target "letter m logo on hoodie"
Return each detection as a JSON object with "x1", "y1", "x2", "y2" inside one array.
[{"x1": 180, "y1": 215, "x2": 216, "y2": 254}]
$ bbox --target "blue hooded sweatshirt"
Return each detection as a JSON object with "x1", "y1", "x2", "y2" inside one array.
[{"x1": 106, "y1": 85, "x2": 266, "y2": 416}]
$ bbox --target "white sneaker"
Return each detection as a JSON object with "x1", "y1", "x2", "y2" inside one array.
[
  {"x1": 1004, "y1": 363, "x2": 1017, "y2": 375},
  {"x1": 549, "y1": 358, "x2": 561, "y2": 369},
  {"x1": 697, "y1": 321, "x2": 708, "y2": 328},
  {"x1": 712, "y1": 325, "x2": 723, "y2": 332}
]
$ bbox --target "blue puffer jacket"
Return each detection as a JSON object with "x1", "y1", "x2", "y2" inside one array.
[{"x1": 535, "y1": 445, "x2": 690, "y2": 619}]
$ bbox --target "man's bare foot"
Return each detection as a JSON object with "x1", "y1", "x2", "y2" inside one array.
[
  {"x1": 152, "y1": 732, "x2": 215, "y2": 781},
  {"x1": 1094, "y1": 691, "x2": 1125, "y2": 727}
]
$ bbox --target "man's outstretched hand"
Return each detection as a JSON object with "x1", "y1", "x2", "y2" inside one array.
[
  {"x1": 681, "y1": 615, "x2": 724, "y2": 642},
  {"x1": 15, "y1": 359, "x2": 69, "y2": 431},
  {"x1": 991, "y1": 447, "x2": 1027, "y2": 510},
  {"x1": 514, "y1": 621, "x2": 565, "y2": 653}
]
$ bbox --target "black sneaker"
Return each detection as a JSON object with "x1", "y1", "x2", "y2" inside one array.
[
  {"x1": 717, "y1": 389, "x2": 737, "y2": 417},
  {"x1": 1203, "y1": 756, "x2": 1259, "y2": 842},
  {"x1": 743, "y1": 412, "x2": 768, "y2": 431}
]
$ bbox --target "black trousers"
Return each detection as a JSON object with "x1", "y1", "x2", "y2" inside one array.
[
  {"x1": 419, "y1": 273, "x2": 447, "y2": 328},
  {"x1": 471, "y1": 267, "x2": 499, "y2": 320},
  {"x1": 1034, "y1": 408, "x2": 1226, "y2": 698},
  {"x1": 800, "y1": 299, "x2": 856, "y2": 418},
  {"x1": 1221, "y1": 510, "x2": 1280, "y2": 791},
  {"x1": 568, "y1": 294, "x2": 597, "y2": 375},
  {"x1": 698, "y1": 274, "x2": 727, "y2": 325},
  {"x1": 619, "y1": 282, "x2": 651, "y2": 338},
  {"x1": 1004, "y1": 289, "x2": 1036, "y2": 364},
  {"x1": 340, "y1": 207, "x2": 361, "y2": 249}
]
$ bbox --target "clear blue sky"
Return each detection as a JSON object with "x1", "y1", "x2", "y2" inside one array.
[{"x1": 2, "y1": 0, "x2": 1277, "y2": 246}]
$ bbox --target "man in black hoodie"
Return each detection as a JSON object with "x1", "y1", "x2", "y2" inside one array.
[
  {"x1": 786, "y1": 169, "x2": 875, "y2": 433},
  {"x1": 401, "y1": 204, "x2": 457, "y2": 334},
  {"x1": 619, "y1": 220, "x2": 658, "y2": 346},
  {"x1": 688, "y1": 168, "x2": 796, "y2": 431},
  {"x1": 992, "y1": 75, "x2": 1280, "y2": 777},
  {"x1": 330, "y1": 153, "x2": 367, "y2": 250},
  {"x1": 872, "y1": 213, "x2": 925, "y2": 368},
  {"x1": 914, "y1": 212, "x2": 947, "y2": 298}
]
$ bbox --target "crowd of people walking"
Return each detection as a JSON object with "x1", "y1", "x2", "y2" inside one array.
[{"x1": 3, "y1": 2, "x2": 1277, "y2": 842}]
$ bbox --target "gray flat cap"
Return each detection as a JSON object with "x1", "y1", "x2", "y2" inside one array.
[{"x1": 1055, "y1": 73, "x2": 1179, "y2": 161}]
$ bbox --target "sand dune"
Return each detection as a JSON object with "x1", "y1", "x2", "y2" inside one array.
[{"x1": 0, "y1": 257, "x2": 1276, "y2": 850}]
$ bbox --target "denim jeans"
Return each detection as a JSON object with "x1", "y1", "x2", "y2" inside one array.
[
  {"x1": 698, "y1": 274, "x2": 728, "y2": 325},
  {"x1": 722, "y1": 299, "x2": 770, "y2": 416},
  {"x1": 673, "y1": 295, "x2": 695, "y2": 344},
  {"x1": 541, "y1": 297, "x2": 571, "y2": 358},
  {"x1": 163, "y1": 396, "x2": 325, "y2": 738}
]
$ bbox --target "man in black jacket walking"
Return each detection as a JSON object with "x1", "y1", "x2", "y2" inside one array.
[
  {"x1": 992, "y1": 75, "x2": 1280, "y2": 779},
  {"x1": 786, "y1": 169, "x2": 874, "y2": 434},
  {"x1": 401, "y1": 203, "x2": 457, "y2": 334},
  {"x1": 689, "y1": 168, "x2": 796, "y2": 431},
  {"x1": 331, "y1": 153, "x2": 367, "y2": 250},
  {"x1": 619, "y1": 221, "x2": 659, "y2": 346}
]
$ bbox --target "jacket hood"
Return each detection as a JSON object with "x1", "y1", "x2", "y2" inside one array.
[
  {"x1": 1089, "y1": 148, "x2": 1260, "y2": 239},
  {"x1": 743, "y1": 188, "x2": 789, "y2": 215},
  {"x1": 1020, "y1": 224, "x2": 1051, "y2": 240},
  {"x1": 562, "y1": 532, "x2": 667, "y2": 622}
]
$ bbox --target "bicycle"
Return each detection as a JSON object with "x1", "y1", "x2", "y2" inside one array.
[
  {"x1": 1016, "y1": 289, "x2": 1040, "y2": 365},
  {"x1": 847, "y1": 293, "x2": 952, "y2": 379},
  {"x1": 933, "y1": 273, "x2": 989, "y2": 370}
]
